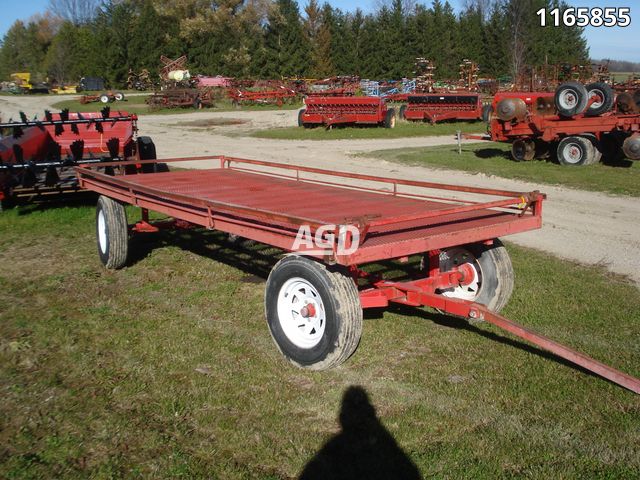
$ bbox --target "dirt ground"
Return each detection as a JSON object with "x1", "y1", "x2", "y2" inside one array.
[{"x1": 3, "y1": 95, "x2": 640, "y2": 286}]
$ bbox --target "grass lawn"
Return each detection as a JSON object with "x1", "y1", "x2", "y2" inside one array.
[
  {"x1": 253, "y1": 120, "x2": 487, "y2": 140},
  {"x1": 1, "y1": 199, "x2": 639, "y2": 478},
  {"x1": 365, "y1": 142, "x2": 640, "y2": 196},
  {"x1": 51, "y1": 96, "x2": 301, "y2": 116}
]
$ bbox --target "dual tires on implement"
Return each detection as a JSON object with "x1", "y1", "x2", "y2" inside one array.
[
  {"x1": 557, "y1": 135, "x2": 601, "y2": 166},
  {"x1": 555, "y1": 81, "x2": 614, "y2": 117}
]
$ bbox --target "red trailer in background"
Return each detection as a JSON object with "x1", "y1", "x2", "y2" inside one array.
[
  {"x1": 400, "y1": 93, "x2": 485, "y2": 124},
  {"x1": 0, "y1": 109, "x2": 159, "y2": 207},
  {"x1": 299, "y1": 96, "x2": 396, "y2": 128}
]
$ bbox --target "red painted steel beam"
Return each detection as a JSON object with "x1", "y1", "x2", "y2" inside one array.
[{"x1": 413, "y1": 290, "x2": 640, "y2": 394}]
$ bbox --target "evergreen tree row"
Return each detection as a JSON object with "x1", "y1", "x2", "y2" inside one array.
[{"x1": 0, "y1": 0, "x2": 590, "y2": 87}]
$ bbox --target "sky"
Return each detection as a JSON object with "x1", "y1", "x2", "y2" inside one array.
[{"x1": 0, "y1": 0, "x2": 637, "y2": 62}]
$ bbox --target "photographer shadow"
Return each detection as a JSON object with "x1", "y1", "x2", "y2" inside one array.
[{"x1": 299, "y1": 386, "x2": 421, "y2": 480}]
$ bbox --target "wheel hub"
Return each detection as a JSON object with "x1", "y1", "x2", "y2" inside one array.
[{"x1": 277, "y1": 277, "x2": 326, "y2": 349}]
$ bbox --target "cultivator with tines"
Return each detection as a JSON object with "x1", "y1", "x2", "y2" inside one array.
[
  {"x1": 402, "y1": 93, "x2": 484, "y2": 123},
  {"x1": 0, "y1": 108, "x2": 150, "y2": 206},
  {"x1": 299, "y1": 96, "x2": 396, "y2": 128}
]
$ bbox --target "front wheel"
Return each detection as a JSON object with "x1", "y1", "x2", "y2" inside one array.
[
  {"x1": 265, "y1": 256, "x2": 362, "y2": 370},
  {"x1": 438, "y1": 240, "x2": 514, "y2": 313},
  {"x1": 96, "y1": 196, "x2": 128, "y2": 269}
]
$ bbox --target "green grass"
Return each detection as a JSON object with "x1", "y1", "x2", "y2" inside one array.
[
  {"x1": 365, "y1": 142, "x2": 640, "y2": 196},
  {"x1": 1, "y1": 200, "x2": 639, "y2": 478},
  {"x1": 253, "y1": 120, "x2": 487, "y2": 140},
  {"x1": 51, "y1": 96, "x2": 301, "y2": 116}
]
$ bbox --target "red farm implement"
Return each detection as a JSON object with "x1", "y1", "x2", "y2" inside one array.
[
  {"x1": 482, "y1": 81, "x2": 640, "y2": 165},
  {"x1": 227, "y1": 87, "x2": 298, "y2": 106},
  {"x1": 0, "y1": 109, "x2": 159, "y2": 207},
  {"x1": 299, "y1": 96, "x2": 396, "y2": 128},
  {"x1": 400, "y1": 93, "x2": 485, "y2": 124},
  {"x1": 146, "y1": 88, "x2": 215, "y2": 109},
  {"x1": 75, "y1": 156, "x2": 640, "y2": 394}
]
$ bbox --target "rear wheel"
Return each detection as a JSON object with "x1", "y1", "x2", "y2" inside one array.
[
  {"x1": 96, "y1": 195, "x2": 128, "y2": 269},
  {"x1": 439, "y1": 240, "x2": 514, "y2": 313},
  {"x1": 554, "y1": 82, "x2": 588, "y2": 117},
  {"x1": 384, "y1": 108, "x2": 396, "y2": 128},
  {"x1": 114, "y1": 92, "x2": 125, "y2": 101},
  {"x1": 265, "y1": 255, "x2": 362, "y2": 370},
  {"x1": 557, "y1": 136, "x2": 593, "y2": 166}
]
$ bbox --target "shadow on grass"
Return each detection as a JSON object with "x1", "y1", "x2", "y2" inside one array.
[
  {"x1": 474, "y1": 147, "x2": 511, "y2": 160},
  {"x1": 299, "y1": 385, "x2": 421, "y2": 480},
  {"x1": 368, "y1": 303, "x2": 610, "y2": 385},
  {"x1": 128, "y1": 229, "x2": 608, "y2": 387}
]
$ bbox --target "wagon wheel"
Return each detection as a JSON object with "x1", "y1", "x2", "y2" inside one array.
[
  {"x1": 265, "y1": 255, "x2": 362, "y2": 370},
  {"x1": 584, "y1": 82, "x2": 614, "y2": 116},
  {"x1": 511, "y1": 139, "x2": 535, "y2": 161},
  {"x1": 96, "y1": 195, "x2": 128, "y2": 269},
  {"x1": 556, "y1": 136, "x2": 594, "y2": 166},
  {"x1": 554, "y1": 82, "x2": 588, "y2": 117},
  {"x1": 438, "y1": 240, "x2": 514, "y2": 314}
]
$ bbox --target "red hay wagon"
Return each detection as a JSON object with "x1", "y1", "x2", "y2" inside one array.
[
  {"x1": 299, "y1": 96, "x2": 396, "y2": 128},
  {"x1": 401, "y1": 93, "x2": 485, "y2": 124},
  {"x1": 75, "y1": 156, "x2": 640, "y2": 394}
]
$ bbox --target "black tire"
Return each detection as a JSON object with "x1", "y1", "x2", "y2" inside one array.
[
  {"x1": 383, "y1": 108, "x2": 396, "y2": 128},
  {"x1": 399, "y1": 104, "x2": 407, "y2": 120},
  {"x1": 556, "y1": 136, "x2": 593, "y2": 166},
  {"x1": 96, "y1": 195, "x2": 128, "y2": 269},
  {"x1": 99, "y1": 94, "x2": 110, "y2": 104},
  {"x1": 265, "y1": 255, "x2": 362, "y2": 370},
  {"x1": 511, "y1": 139, "x2": 535, "y2": 161},
  {"x1": 481, "y1": 104, "x2": 493, "y2": 123},
  {"x1": 137, "y1": 136, "x2": 166, "y2": 173},
  {"x1": 297, "y1": 109, "x2": 306, "y2": 127},
  {"x1": 114, "y1": 92, "x2": 125, "y2": 101},
  {"x1": 580, "y1": 134, "x2": 602, "y2": 165},
  {"x1": 439, "y1": 239, "x2": 514, "y2": 313},
  {"x1": 193, "y1": 98, "x2": 202, "y2": 109},
  {"x1": 584, "y1": 82, "x2": 614, "y2": 116},
  {"x1": 554, "y1": 81, "x2": 589, "y2": 117}
]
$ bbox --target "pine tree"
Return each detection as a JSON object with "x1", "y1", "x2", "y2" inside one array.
[{"x1": 261, "y1": 0, "x2": 310, "y2": 77}]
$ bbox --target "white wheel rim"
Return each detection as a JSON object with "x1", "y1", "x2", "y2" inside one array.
[
  {"x1": 562, "y1": 142, "x2": 583, "y2": 164},
  {"x1": 277, "y1": 277, "x2": 326, "y2": 349},
  {"x1": 558, "y1": 89, "x2": 578, "y2": 110},
  {"x1": 98, "y1": 209, "x2": 107, "y2": 254},
  {"x1": 440, "y1": 248, "x2": 481, "y2": 302},
  {"x1": 588, "y1": 89, "x2": 604, "y2": 109}
]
